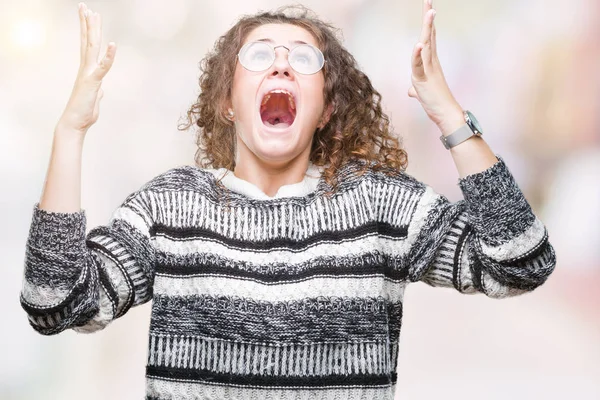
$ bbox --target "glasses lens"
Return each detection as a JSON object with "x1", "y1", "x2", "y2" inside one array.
[
  {"x1": 289, "y1": 44, "x2": 325, "y2": 74},
  {"x1": 238, "y1": 42, "x2": 274, "y2": 72}
]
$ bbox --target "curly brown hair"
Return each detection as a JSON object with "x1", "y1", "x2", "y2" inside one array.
[{"x1": 178, "y1": 5, "x2": 408, "y2": 193}]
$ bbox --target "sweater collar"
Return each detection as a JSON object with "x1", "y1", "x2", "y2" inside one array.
[{"x1": 206, "y1": 163, "x2": 324, "y2": 200}]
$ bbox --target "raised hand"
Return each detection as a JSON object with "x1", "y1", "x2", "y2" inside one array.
[
  {"x1": 57, "y1": 3, "x2": 117, "y2": 135},
  {"x1": 408, "y1": 0, "x2": 464, "y2": 136}
]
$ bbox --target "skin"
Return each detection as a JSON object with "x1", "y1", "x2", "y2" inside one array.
[
  {"x1": 39, "y1": 0, "x2": 498, "y2": 214},
  {"x1": 228, "y1": 23, "x2": 332, "y2": 197},
  {"x1": 39, "y1": 3, "x2": 115, "y2": 213},
  {"x1": 228, "y1": 0, "x2": 498, "y2": 198},
  {"x1": 409, "y1": 0, "x2": 498, "y2": 177}
]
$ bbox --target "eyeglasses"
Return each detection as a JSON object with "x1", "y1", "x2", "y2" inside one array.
[{"x1": 237, "y1": 41, "x2": 325, "y2": 75}]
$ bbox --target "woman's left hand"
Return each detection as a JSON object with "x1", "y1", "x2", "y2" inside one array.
[{"x1": 408, "y1": 0, "x2": 465, "y2": 136}]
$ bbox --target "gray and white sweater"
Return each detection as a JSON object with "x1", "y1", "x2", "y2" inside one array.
[{"x1": 21, "y1": 156, "x2": 556, "y2": 400}]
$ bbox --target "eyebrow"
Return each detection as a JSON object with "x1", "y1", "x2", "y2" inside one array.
[{"x1": 256, "y1": 38, "x2": 309, "y2": 46}]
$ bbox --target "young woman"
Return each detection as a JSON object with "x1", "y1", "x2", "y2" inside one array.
[{"x1": 21, "y1": 2, "x2": 556, "y2": 399}]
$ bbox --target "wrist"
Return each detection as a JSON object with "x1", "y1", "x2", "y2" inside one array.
[
  {"x1": 54, "y1": 124, "x2": 86, "y2": 148},
  {"x1": 437, "y1": 107, "x2": 465, "y2": 137}
]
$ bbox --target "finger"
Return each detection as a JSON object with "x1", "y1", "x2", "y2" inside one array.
[
  {"x1": 422, "y1": 0, "x2": 432, "y2": 19},
  {"x1": 418, "y1": 9, "x2": 435, "y2": 70},
  {"x1": 78, "y1": 3, "x2": 88, "y2": 67},
  {"x1": 431, "y1": 18, "x2": 438, "y2": 64},
  {"x1": 96, "y1": 13, "x2": 103, "y2": 63},
  {"x1": 91, "y1": 42, "x2": 117, "y2": 80},
  {"x1": 419, "y1": 0, "x2": 434, "y2": 44},
  {"x1": 411, "y1": 42, "x2": 425, "y2": 80},
  {"x1": 85, "y1": 11, "x2": 102, "y2": 72}
]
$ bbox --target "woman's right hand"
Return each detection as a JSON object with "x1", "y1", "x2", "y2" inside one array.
[{"x1": 57, "y1": 3, "x2": 117, "y2": 135}]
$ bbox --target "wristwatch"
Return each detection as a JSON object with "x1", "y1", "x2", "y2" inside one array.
[{"x1": 439, "y1": 110, "x2": 483, "y2": 150}]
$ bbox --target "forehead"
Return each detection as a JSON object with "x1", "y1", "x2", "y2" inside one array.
[{"x1": 243, "y1": 23, "x2": 319, "y2": 47}]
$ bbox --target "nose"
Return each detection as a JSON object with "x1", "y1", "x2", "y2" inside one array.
[{"x1": 270, "y1": 45, "x2": 293, "y2": 78}]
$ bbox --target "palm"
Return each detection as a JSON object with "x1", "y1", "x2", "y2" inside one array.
[
  {"x1": 408, "y1": 0, "x2": 462, "y2": 130},
  {"x1": 59, "y1": 3, "x2": 116, "y2": 133}
]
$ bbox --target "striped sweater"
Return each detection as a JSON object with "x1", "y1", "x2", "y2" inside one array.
[{"x1": 21, "y1": 156, "x2": 556, "y2": 400}]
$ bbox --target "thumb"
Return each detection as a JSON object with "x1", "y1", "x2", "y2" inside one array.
[
  {"x1": 92, "y1": 88, "x2": 104, "y2": 117},
  {"x1": 408, "y1": 86, "x2": 419, "y2": 99}
]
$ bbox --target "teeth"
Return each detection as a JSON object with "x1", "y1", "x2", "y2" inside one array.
[
  {"x1": 270, "y1": 89, "x2": 290, "y2": 95},
  {"x1": 261, "y1": 89, "x2": 296, "y2": 110},
  {"x1": 261, "y1": 94, "x2": 271, "y2": 106}
]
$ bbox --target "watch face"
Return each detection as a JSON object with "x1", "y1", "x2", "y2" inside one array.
[{"x1": 466, "y1": 110, "x2": 483, "y2": 134}]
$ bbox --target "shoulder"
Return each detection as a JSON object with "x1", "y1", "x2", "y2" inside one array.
[
  {"x1": 337, "y1": 159, "x2": 427, "y2": 195},
  {"x1": 136, "y1": 164, "x2": 222, "y2": 194}
]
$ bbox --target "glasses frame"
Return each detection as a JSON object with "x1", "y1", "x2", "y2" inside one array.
[{"x1": 237, "y1": 41, "x2": 326, "y2": 75}]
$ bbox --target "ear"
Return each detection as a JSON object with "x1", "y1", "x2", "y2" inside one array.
[
  {"x1": 317, "y1": 102, "x2": 335, "y2": 129},
  {"x1": 222, "y1": 99, "x2": 235, "y2": 122}
]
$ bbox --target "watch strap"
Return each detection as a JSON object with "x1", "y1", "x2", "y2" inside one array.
[{"x1": 440, "y1": 123, "x2": 478, "y2": 150}]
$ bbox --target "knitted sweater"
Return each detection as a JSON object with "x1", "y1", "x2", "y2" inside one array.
[{"x1": 21, "y1": 157, "x2": 556, "y2": 400}]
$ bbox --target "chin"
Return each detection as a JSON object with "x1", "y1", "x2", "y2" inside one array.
[
  {"x1": 252, "y1": 132, "x2": 304, "y2": 163},
  {"x1": 251, "y1": 114, "x2": 311, "y2": 163}
]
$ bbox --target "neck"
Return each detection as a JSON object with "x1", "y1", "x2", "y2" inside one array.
[{"x1": 233, "y1": 154, "x2": 311, "y2": 198}]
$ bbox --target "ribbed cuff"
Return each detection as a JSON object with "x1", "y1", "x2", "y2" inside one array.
[
  {"x1": 457, "y1": 156, "x2": 535, "y2": 246},
  {"x1": 28, "y1": 203, "x2": 87, "y2": 253}
]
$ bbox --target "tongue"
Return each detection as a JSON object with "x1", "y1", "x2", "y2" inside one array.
[
  {"x1": 263, "y1": 110, "x2": 294, "y2": 127},
  {"x1": 260, "y1": 93, "x2": 296, "y2": 128}
]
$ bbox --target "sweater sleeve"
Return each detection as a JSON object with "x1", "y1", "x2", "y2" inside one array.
[
  {"x1": 403, "y1": 156, "x2": 556, "y2": 298},
  {"x1": 20, "y1": 190, "x2": 156, "y2": 335}
]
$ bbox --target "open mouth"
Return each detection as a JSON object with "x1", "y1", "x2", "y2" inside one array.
[{"x1": 260, "y1": 89, "x2": 297, "y2": 129}]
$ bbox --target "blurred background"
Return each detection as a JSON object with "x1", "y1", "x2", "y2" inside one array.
[{"x1": 1, "y1": 0, "x2": 599, "y2": 398}]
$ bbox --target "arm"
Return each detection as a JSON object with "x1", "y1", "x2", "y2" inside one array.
[
  {"x1": 406, "y1": 0, "x2": 502, "y2": 179},
  {"x1": 400, "y1": 2, "x2": 555, "y2": 294},
  {"x1": 406, "y1": 157, "x2": 556, "y2": 297},
  {"x1": 40, "y1": 3, "x2": 115, "y2": 214},
  {"x1": 19, "y1": 3, "x2": 149, "y2": 335},
  {"x1": 21, "y1": 190, "x2": 156, "y2": 335}
]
